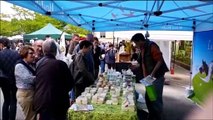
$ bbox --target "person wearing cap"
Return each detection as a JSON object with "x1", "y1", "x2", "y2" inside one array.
[
  {"x1": 131, "y1": 33, "x2": 169, "y2": 120},
  {"x1": 0, "y1": 38, "x2": 21, "y2": 120}
]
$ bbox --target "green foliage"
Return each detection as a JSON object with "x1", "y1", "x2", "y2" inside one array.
[
  {"x1": 174, "y1": 41, "x2": 192, "y2": 66},
  {"x1": 65, "y1": 24, "x2": 90, "y2": 35},
  {"x1": 68, "y1": 104, "x2": 138, "y2": 120},
  {"x1": 175, "y1": 53, "x2": 191, "y2": 65},
  {"x1": 0, "y1": 5, "x2": 90, "y2": 37},
  {"x1": 0, "y1": 20, "x2": 13, "y2": 36}
]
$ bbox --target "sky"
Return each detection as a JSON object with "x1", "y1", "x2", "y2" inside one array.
[
  {"x1": 1, "y1": 1, "x2": 19, "y2": 21},
  {"x1": 0, "y1": 1, "x2": 15, "y2": 14},
  {"x1": 0, "y1": 1, "x2": 34, "y2": 20}
]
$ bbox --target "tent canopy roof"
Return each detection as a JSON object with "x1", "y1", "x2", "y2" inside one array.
[
  {"x1": 6, "y1": 1, "x2": 213, "y2": 32},
  {"x1": 27, "y1": 23, "x2": 69, "y2": 35},
  {"x1": 24, "y1": 23, "x2": 71, "y2": 41}
]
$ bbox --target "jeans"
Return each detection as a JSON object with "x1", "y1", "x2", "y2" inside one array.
[
  {"x1": 0, "y1": 77, "x2": 17, "y2": 120},
  {"x1": 69, "y1": 89, "x2": 75, "y2": 101},
  {"x1": 100, "y1": 60, "x2": 105, "y2": 73},
  {"x1": 145, "y1": 76, "x2": 165, "y2": 120}
]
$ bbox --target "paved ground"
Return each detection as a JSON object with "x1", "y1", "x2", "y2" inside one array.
[
  {"x1": 135, "y1": 64, "x2": 198, "y2": 120},
  {"x1": 0, "y1": 64, "x2": 198, "y2": 120},
  {"x1": 162, "y1": 65, "x2": 198, "y2": 120}
]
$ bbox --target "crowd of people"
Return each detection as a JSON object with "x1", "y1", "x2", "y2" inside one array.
[
  {"x1": 0, "y1": 33, "x2": 117, "y2": 120},
  {"x1": 0, "y1": 33, "x2": 169, "y2": 120}
]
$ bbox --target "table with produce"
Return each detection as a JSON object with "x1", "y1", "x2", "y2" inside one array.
[{"x1": 68, "y1": 69, "x2": 138, "y2": 120}]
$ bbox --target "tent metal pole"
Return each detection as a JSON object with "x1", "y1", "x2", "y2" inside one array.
[
  {"x1": 51, "y1": 0, "x2": 79, "y2": 25},
  {"x1": 174, "y1": 40, "x2": 176, "y2": 70},
  {"x1": 190, "y1": 20, "x2": 196, "y2": 89},
  {"x1": 164, "y1": 2, "x2": 212, "y2": 14},
  {"x1": 146, "y1": 0, "x2": 156, "y2": 24},
  {"x1": 113, "y1": 31, "x2": 115, "y2": 47}
]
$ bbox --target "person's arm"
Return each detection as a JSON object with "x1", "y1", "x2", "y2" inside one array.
[
  {"x1": 150, "y1": 60, "x2": 162, "y2": 77},
  {"x1": 150, "y1": 44, "x2": 163, "y2": 77}
]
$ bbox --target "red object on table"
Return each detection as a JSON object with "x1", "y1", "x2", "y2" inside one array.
[{"x1": 170, "y1": 67, "x2": 174, "y2": 74}]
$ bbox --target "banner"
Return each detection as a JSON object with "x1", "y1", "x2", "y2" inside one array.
[{"x1": 192, "y1": 30, "x2": 213, "y2": 103}]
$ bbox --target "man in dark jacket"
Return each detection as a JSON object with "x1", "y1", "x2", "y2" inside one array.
[
  {"x1": 33, "y1": 39, "x2": 74, "y2": 120},
  {"x1": 0, "y1": 38, "x2": 21, "y2": 120},
  {"x1": 71, "y1": 40, "x2": 94, "y2": 98},
  {"x1": 93, "y1": 37, "x2": 102, "y2": 80},
  {"x1": 131, "y1": 33, "x2": 169, "y2": 120},
  {"x1": 73, "y1": 34, "x2": 95, "y2": 79}
]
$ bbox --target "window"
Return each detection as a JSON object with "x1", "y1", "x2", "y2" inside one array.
[{"x1": 100, "y1": 32, "x2": 106, "y2": 38}]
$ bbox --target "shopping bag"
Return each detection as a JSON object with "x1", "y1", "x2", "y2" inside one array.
[{"x1": 140, "y1": 75, "x2": 157, "y2": 101}]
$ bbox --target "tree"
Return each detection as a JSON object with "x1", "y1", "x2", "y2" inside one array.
[
  {"x1": 0, "y1": 5, "x2": 90, "y2": 37},
  {"x1": 0, "y1": 20, "x2": 13, "y2": 36},
  {"x1": 65, "y1": 24, "x2": 90, "y2": 35}
]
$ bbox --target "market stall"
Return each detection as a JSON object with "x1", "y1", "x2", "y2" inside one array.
[
  {"x1": 68, "y1": 70, "x2": 138, "y2": 120},
  {"x1": 23, "y1": 23, "x2": 71, "y2": 41},
  {"x1": 115, "y1": 40, "x2": 133, "y2": 72},
  {"x1": 115, "y1": 62, "x2": 132, "y2": 73}
]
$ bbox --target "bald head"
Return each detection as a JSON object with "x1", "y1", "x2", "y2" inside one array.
[
  {"x1": 33, "y1": 40, "x2": 43, "y2": 53},
  {"x1": 33, "y1": 40, "x2": 43, "y2": 47},
  {"x1": 42, "y1": 39, "x2": 57, "y2": 56},
  {"x1": 33, "y1": 40, "x2": 44, "y2": 59}
]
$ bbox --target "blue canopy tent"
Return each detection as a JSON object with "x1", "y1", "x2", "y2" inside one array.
[
  {"x1": 5, "y1": 1, "x2": 213, "y2": 104},
  {"x1": 24, "y1": 23, "x2": 71, "y2": 41},
  {"x1": 5, "y1": 1, "x2": 213, "y2": 32}
]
